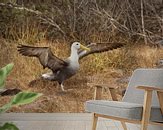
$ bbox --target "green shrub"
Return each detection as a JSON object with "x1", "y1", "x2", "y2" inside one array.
[{"x1": 0, "y1": 63, "x2": 42, "y2": 130}]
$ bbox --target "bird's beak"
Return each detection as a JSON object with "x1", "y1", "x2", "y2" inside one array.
[{"x1": 80, "y1": 44, "x2": 90, "y2": 51}]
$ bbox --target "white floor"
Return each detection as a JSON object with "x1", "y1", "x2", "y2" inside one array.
[
  {"x1": 0, "y1": 113, "x2": 126, "y2": 130},
  {"x1": 3, "y1": 113, "x2": 163, "y2": 130}
]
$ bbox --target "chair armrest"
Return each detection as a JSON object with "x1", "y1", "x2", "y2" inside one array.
[
  {"x1": 137, "y1": 86, "x2": 163, "y2": 92},
  {"x1": 87, "y1": 83, "x2": 118, "y2": 89},
  {"x1": 87, "y1": 83, "x2": 119, "y2": 101}
]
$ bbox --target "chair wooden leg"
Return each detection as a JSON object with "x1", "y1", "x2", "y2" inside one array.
[
  {"x1": 121, "y1": 121, "x2": 127, "y2": 130},
  {"x1": 157, "y1": 91, "x2": 163, "y2": 114},
  {"x1": 141, "y1": 90, "x2": 152, "y2": 130},
  {"x1": 92, "y1": 113, "x2": 98, "y2": 130},
  {"x1": 109, "y1": 88, "x2": 118, "y2": 101}
]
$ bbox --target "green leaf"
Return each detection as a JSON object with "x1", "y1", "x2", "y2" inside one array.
[
  {"x1": 4, "y1": 63, "x2": 14, "y2": 76},
  {"x1": 11, "y1": 92, "x2": 42, "y2": 106},
  {"x1": 0, "y1": 63, "x2": 14, "y2": 88},
  {"x1": 0, "y1": 123, "x2": 19, "y2": 130},
  {"x1": 0, "y1": 102, "x2": 12, "y2": 113}
]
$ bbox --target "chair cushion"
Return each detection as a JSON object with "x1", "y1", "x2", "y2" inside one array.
[{"x1": 85, "y1": 100, "x2": 163, "y2": 122}]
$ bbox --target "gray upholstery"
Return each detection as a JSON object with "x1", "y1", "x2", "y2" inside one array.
[
  {"x1": 86, "y1": 100, "x2": 143, "y2": 120},
  {"x1": 85, "y1": 69, "x2": 163, "y2": 123},
  {"x1": 123, "y1": 69, "x2": 163, "y2": 106},
  {"x1": 86, "y1": 100, "x2": 163, "y2": 122}
]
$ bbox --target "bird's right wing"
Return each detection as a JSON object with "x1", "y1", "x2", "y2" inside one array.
[{"x1": 17, "y1": 44, "x2": 68, "y2": 72}]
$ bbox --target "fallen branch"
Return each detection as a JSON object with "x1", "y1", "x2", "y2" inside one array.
[{"x1": 0, "y1": 88, "x2": 21, "y2": 96}]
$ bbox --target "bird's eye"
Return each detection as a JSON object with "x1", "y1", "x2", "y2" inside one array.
[{"x1": 76, "y1": 44, "x2": 79, "y2": 45}]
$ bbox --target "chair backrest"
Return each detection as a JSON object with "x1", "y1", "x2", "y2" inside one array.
[{"x1": 122, "y1": 69, "x2": 163, "y2": 107}]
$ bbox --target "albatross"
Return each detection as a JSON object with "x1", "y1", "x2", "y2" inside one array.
[{"x1": 18, "y1": 42, "x2": 124, "y2": 91}]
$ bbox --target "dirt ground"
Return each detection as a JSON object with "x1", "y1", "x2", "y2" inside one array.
[{"x1": 0, "y1": 69, "x2": 128, "y2": 113}]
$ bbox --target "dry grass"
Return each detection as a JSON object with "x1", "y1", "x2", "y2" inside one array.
[{"x1": 0, "y1": 39, "x2": 162, "y2": 113}]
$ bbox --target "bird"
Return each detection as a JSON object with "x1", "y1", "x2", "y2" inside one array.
[{"x1": 17, "y1": 42, "x2": 124, "y2": 91}]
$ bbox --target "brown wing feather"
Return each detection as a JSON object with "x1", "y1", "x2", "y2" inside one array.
[
  {"x1": 17, "y1": 44, "x2": 68, "y2": 72},
  {"x1": 78, "y1": 42, "x2": 124, "y2": 60}
]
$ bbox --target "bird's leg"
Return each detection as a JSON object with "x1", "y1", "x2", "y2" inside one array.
[
  {"x1": 61, "y1": 83, "x2": 65, "y2": 91},
  {"x1": 58, "y1": 82, "x2": 65, "y2": 91}
]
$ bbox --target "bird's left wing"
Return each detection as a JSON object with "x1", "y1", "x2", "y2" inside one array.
[{"x1": 78, "y1": 42, "x2": 124, "y2": 60}]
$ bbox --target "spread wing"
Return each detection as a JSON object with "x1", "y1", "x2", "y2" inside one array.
[
  {"x1": 17, "y1": 44, "x2": 68, "y2": 72},
  {"x1": 78, "y1": 42, "x2": 124, "y2": 60}
]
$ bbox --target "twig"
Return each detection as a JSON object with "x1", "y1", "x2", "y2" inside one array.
[
  {"x1": 73, "y1": 0, "x2": 76, "y2": 32},
  {"x1": 0, "y1": 3, "x2": 65, "y2": 36},
  {"x1": 140, "y1": 0, "x2": 147, "y2": 44}
]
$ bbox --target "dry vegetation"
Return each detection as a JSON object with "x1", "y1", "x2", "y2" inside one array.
[
  {"x1": 0, "y1": 0, "x2": 163, "y2": 112},
  {"x1": 0, "y1": 40, "x2": 162, "y2": 113}
]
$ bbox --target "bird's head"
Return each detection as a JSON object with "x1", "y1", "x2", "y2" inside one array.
[{"x1": 72, "y1": 42, "x2": 90, "y2": 51}]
